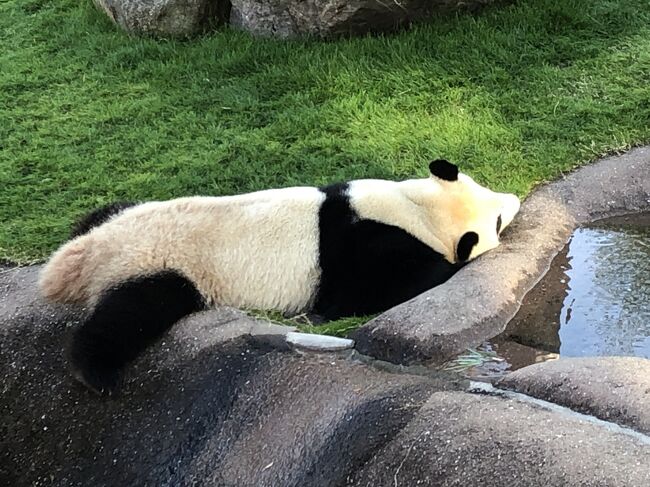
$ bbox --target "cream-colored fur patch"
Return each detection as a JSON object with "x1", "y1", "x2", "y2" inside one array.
[
  {"x1": 349, "y1": 175, "x2": 520, "y2": 263},
  {"x1": 40, "y1": 188, "x2": 325, "y2": 314}
]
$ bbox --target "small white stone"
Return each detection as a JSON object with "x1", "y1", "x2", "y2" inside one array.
[{"x1": 286, "y1": 332, "x2": 354, "y2": 351}]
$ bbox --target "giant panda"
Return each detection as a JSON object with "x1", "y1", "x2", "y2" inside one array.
[{"x1": 39, "y1": 159, "x2": 520, "y2": 394}]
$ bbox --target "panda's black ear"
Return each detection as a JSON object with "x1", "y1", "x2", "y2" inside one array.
[
  {"x1": 429, "y1": 159, "x2": 459, "y2": 182},
  {"x1": 456, "y1": 231, "x2": 479, "y2": 262}
]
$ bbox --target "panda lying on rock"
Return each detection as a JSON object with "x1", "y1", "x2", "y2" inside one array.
[{"x1": 40, "y1": 159, "x2": 520, "y2": 394}]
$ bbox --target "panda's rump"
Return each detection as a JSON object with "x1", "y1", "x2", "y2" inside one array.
[{"x1": 59, "y1": 191, "x2": 323, "y2": 313}]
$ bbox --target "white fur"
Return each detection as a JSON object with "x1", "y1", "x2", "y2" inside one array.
[
  {"x1": 40, "y1": 188, "x2": 324, "y2": 314},
  {"x1": 349, "y1": 174, "x2": 520, "y2": 263}
]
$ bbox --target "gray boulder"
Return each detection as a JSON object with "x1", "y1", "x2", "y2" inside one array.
[
  {"x1": 229, "y1": 0, "x2": 496, "y2": 39},
  {"x1": 93, "y1": 0, "x2": 230, "y2": 37},
  {"x1": 498, "y1": 357, "x2": 650, "y2": 435},
  {"x1": 0, "y1": 265, "x2": 452, "y2": 486},
  {"x1": 3, "y1": 266, "x2": 650, "y2": 486},
  {"x1": 350, "y1": 391, "x2": 650, "y2": 486}
]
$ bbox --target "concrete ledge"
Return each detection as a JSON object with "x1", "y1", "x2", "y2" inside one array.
[
  {"x1": 498, "y1": 357, "x2": 650, "y2": 435},
  {"x1": 350, "y1": 391, "x2": 650, "y2": 486},
  {"x1": 3, "y1": 255, "x2": 649, "y2": 485},
  {"x1": 352, "y1": 146, "x2": 650, "y2": 364},
  {"x1": 0, "y1": 265, "x2": 452, "y2": 485}
]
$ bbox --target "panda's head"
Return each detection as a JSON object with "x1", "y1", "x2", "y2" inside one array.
[{"x1": 424, "y1": 159, "x2": 520, "y2": 263}]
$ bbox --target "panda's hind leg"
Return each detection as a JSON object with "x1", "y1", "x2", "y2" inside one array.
[{"x1": 68, "y1": 270, "x2": 205, "y2": 395}]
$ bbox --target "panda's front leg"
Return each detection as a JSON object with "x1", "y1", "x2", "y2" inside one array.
[{"x1": 67, "y1": 270, "x2": 205, "y2": 395}]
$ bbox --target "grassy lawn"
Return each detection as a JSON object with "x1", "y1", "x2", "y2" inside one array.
[
  {"x1": 2, "y1": 0, "x2": 650, "y2": 263},
  {"x1": 1, "y1": 0, "x2": 649, "y2": 330}
]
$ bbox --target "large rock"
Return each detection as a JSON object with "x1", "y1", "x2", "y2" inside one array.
[
  {"x1": 2, "y1": 266, "x2": 650, "y2": 486},
  {"x1": 498, "y1": 357, "x2": 650, "y2": 435},
  {"x1": 350, "y1": 391, "x2": 650, "y2": 486},
  {"x1": 93, "y1": 0, "x2": 231, "y2": 37},
  {"x1": 0, "y1": 265, "x2": 452, "y2": 486},
  {"x1": 229, "y1": 0, "x2": 495, "y2": 39}
]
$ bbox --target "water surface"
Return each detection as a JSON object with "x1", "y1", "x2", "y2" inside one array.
[{"x1": 445, "y1": 212, "x2": 650, "y2": 380}]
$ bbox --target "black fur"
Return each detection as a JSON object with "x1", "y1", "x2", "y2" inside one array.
[
  {"x1": 314, "y1": 183, "x2": 462, "y2": 319},
  {"x1": 68, "y1": 271, "x2": 204, "y2": 395},
  {"x1": 456, "y1": 231, "x2": 479, "y2": 262},
  {"x1": 70, "y1": 202, "x2": 137, "y2": 238},
  {"x1": 429, "y1": 159, "x2": 459, "y2": 181}
]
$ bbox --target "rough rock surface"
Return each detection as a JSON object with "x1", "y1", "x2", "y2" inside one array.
[
  {"x1": 352, "y1": 146, "x2": 650, "y2": 365},
  {"x1": 350, "y1": 391, "x2": 650, "y2": 486},
  {"x1": 93, "y1": 0, "x2": 230, "y2": 37},
  {"x1": 229, "y1": 0, "x2": 496, "y2": 39},
  {"x1": 0, "y1": 266, "x2": 453, "y2": 485},
  {"x1": 3, "y1": 265, "x2": 650, "y2": 486},
  {"x1": 498, "y1": 357, "x2": 650, "y2": 435}
]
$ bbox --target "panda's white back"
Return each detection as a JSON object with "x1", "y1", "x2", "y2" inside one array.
[{"x1": 66, "y1": 187, "x2": 326, "y2": 314}]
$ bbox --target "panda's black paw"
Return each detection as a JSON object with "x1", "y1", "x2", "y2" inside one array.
[
  {"x1": 69, "y1": 361, "x2": 122, "y2": 396},
  {"x1": 67, "y1": 332, "x2": 123, "y2": 396},
  {"x1": 66, "y1": 310, "x2": 132, "y2": 396}
]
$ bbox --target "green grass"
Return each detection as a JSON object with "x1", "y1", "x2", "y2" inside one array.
[
  {"x1": 1, "y1": 0, "x2": 649, "y2": 333},
  {"x1": 249, "y1": 311, "x2": 374, "y2": 337},
  {"x1": 2, "y1": 0, "x2": 649, "y2": 263}
]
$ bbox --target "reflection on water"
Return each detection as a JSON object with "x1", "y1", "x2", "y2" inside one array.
[
  {"x1": 443, "y1": 212, "x2": 650, "y2": 380},
  {"x1": 559, "y1": 220, "x2": 650, "y2": 357}
]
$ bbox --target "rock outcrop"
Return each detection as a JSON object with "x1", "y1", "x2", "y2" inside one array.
[
  {"x1": 93, "y1": 0, "x2": 231, "y2": 37},
  {"x1": 2, "y1": 265, "x2": 650, "y2": 486},
  {"x1": 229, "y1": 0, "x2": 491, "y2": 39},
  {"x1": 92, "y1": 0, "x2": 496, "y2": 38}
]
